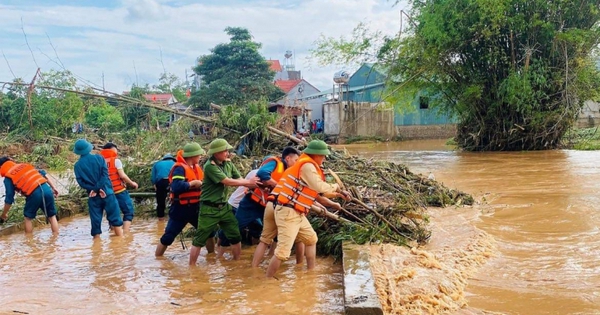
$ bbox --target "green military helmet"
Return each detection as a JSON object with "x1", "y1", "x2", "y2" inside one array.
[
  {"x1": 303, "y1": 140, "x2": 330, "y2": 156},
  {"x1": 207, "y1": 138, "x2": 233, "y2": 156},
  {"x1": 182, "y1": 142, "x2": 205, "y2": 158}
]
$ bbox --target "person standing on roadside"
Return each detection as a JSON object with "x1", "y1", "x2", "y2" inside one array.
[
  {"x1": 99, "y1": 142, "x2": 138, "y2": 233},
  {"x1": 0, "y1": 156, "x2": 60, "y2": 234},
  {"x1": 151, "y1": 153, "x2": 176, "y2": 221},
  {"x1": 73, "y1": 139, "x2": 123, "y2": 238}
]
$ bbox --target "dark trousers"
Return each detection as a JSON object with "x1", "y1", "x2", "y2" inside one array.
[{"x1": 155, "y1": 178, "x2": 170, "y2": 218}]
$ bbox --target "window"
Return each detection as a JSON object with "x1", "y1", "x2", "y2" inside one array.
[{"x1": 419, "y1": 96, "x2": 430, "y2": 109}]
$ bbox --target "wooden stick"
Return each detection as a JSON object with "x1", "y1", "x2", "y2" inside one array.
[
  {"x1": 351, "y1": 197, "x2": 412, "y2": 240},
  {"x1": 267, "y1": 126, "x2": 307, "y2": 146},
  {"x1": 310, "y1": 205, "x2": 352, "y2": 224}
]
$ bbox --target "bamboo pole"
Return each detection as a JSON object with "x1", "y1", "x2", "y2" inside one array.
[
  {"x1": 0, "y1": 81, "x2": 216, "y2": 123},
  {"x1": 267, "y1": 126, "x2": 307, "y2": 146},
  {"x1": 310, "y1": 205, "x2": 352, "y2": 223}
]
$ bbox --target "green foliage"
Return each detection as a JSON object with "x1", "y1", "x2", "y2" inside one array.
[
  {"x1": 311, "y1": 0, "x2": 600, "y2": 151},
  {"x1": 0, "y1": 72, "x2": 85, "y2": 139},
  {"x1": 189, "y1": 27, "x2": 285, "y2": 109},
  {"x1": 85, "y1": 101, "x2": 125, "y2": 133},
  {"x1": 153, "y1": 72, "x2": 189, "y2": 102},
  {"x1": 310, "y1": 23, "x2": 384, "y2": 68},
  {"x1": 215, "y1": 100, "x2": 277, "y2": 153},
  {"x1": 563, "y1": 127, "x2": 600, "y2": 150}
]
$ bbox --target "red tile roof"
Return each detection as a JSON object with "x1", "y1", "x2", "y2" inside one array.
[
  {"x1": 143, "y1": 94, "x2": 173, "y2": 104},
  {"x1": 267, "y1": 60, "x2": 282, "y2": 72},
  {"x1": 274, "y1": 79, "x2": 302, "y2": 93}
]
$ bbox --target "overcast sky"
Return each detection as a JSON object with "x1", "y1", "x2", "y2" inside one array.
[{"x1": 0, "y1": 0, "x2": 406, "y2": 93}]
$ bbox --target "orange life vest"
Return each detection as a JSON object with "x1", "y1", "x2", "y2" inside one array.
[
  {"x1": 1, "y1": 161, "x2": 47, "y2": 197},
  {"x1": 168, "y1": 150, "x2": 204, "y2": 205},
  {"x1": 99, "y1": 149, "x2": 126, "y2": 193},
  {"x1": 271, "y1": 154, "x2": 324, "y2": 214},
  {"x1": 250, "y1": 156, "x2": 285, "y2": 207}
]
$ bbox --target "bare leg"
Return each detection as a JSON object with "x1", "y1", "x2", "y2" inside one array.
[
  {"x1": 189, "y1": 245, "x2": 202, "y2": 265},
  {"x1": 294, "y1": 242, "x2": 305, "y2": 265},
  {"x1": 48, "y1": 216, "x2": 59, "y2": 234},
  {"x1": 205, "y1": 237, "x2": 215, "y2": 254},
  {"x1": 24, "y1": 218, "x2": 34, "y2": 234},
  {"x1": 232, "y1": 242, "x2": 242, "y2": 260},
  {"x1": 93, "y1": 234, "x2": 101, "y2": 239},
  {"x1": 155, "y1": 243, "x2": 168, "y2": 256},
  {"x1": 268, "y1": 241, "x2": 277, "y2": 256},
  {"x1": 266, "y1": 256, "x2": 283, "y2": 278},
  {"x1": 123, "y1": 221, "x2": 131, "y2": 233},
  {"x1": 112, "y1": 226, "x2": 123, "y2": 237},
  {"x1": 252, "y1": 242, "x2": 269, "y2": 267},
  {"x1": 305, "y1": 244, "x2": 316, "y2": 270}
]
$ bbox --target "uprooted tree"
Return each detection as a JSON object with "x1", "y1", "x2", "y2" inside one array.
[{"x1": 311, "y1": 0, "x2": 600, "y2": 151}]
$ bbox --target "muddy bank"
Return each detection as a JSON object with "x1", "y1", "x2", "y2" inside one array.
[{"x1": 370, "y1": 206, "x2": 496, "y2": 315}]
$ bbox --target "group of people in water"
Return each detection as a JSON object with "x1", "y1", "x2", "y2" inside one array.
[{"x1": 0, "y1": 137, "x2": 351, "y2": 277}]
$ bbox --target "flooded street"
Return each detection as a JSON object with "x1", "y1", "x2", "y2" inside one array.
[
  {"x1": 342, "y1": 140, "x2": 600, "y2": 315},
  {"x1": 0, "y1": 217, "x2": 343, "y2": 315}
]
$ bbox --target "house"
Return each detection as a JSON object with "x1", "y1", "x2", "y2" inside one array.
[
  {"x1": 267, "y1": 54, "x2": 323, "y2": 133},
  {"x1": 576, "y1": 62, "x2": 600, "y2": 128},
  {"x1": 301, "y1": 63, "x2": 456, "y2": 140},
  {"x1": 142, "y1": 93, "x2": 192, "y2": 124},
  {"x1": 143, "y1": 94, "x2": 178, "y2": 105}
]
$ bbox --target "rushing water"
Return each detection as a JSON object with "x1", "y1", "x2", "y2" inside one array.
[
  {"x1": 341, "y1": 140, "x2": 600, "y2": 315},
  {"x1": 4, "y1": 140, "x2": 600, "y2": 314},
  {"x1": 0, "y1": 218, "x2": 343, "y2": 315}
]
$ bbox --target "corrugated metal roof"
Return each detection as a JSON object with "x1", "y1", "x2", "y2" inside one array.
[{"x1": 300, "y1": 82, "x2": 384, "y2": 100}]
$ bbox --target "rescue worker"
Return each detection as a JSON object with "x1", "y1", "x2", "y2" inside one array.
[
  {"x1": 265, "y1": 140, "x2": 351, "y2": 277},
  {"x1": 73, "y1": 139, "x2": 123, "y2": 238},
  {"x1": 99, "y1": 142, "x2": 138, "y2": 233},
  {"x1": 232, "y1": 147, "x2": 307, "y2": 268},
  {"x1": 151, "y1": 153, "x2": 176, "y2": 221},
  {"x1": 0, "y1": 157, "x2": 60, "y2": 234},
  {"x1": 155, "y1": 143, "x2": 215, "y2": 256},
  {"x1": 216, "y1": 168, "x2": 258, "y2": 258},
  {"x1": 188, "y1": 138, "x2": 260, "y2": 265}
]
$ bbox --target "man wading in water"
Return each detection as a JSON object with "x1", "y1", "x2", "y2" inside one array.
[
  {"x1": 155, "y1": 143, "x2": 212, "y2": 256},
  {"x1": 0, "y1": 157, "x2": 60, "y2": 234},
  {"x1": 189, "y1": 138, "x2": 260, "y2": 265},
  {"x1": 99, "y1": 142, "x2": 138, "y2": 233},
  {"x1": 73, "y1": 139, "x2": 124, "y2": 238},
  {"x1": 249, "y1": 147, "x2": 306, "y2": 267},
  {"x1": 266, "y1": 140, "x2": 351, "y2": 277}
]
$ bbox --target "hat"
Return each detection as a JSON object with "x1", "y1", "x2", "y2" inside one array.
[
  {"x1": 182, "y1": 142, "x2": 205, "y2": 158},
  {"x1": 303, "y1": 140, "x2": 330, "y2": 156},
  {"x1": 0, "y1": 157, "x2": 14, "y2": 177},
  {"x1": 73, "y1": 139, "x2": 93, "y2": 155},
  {"x1": 102, "y1": 142, "x2": 118, "y2": 150},
  {"x1": 161, "y1": 153, "x2": 175, "y2": 161},
  {"x1": 0, "y1": 156, "x2": 9, "y2": 168},
  {"x1": 207, "y1": 138, "x2": 233, "y2": 156}
]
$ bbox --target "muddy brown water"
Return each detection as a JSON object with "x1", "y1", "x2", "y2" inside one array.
[
  {"x1": 341, "y1": 140, "x2": 600, "y2": 315},
  {"x1": 3, "y1": 140, "x2": 600, "y2": 314},
  {"x1": 0, "y1": 218, "x2": 343, "y2": 315}
]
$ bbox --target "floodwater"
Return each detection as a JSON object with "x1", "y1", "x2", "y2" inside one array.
[
  {"x1": 341, "y1": 140, "x2": 600, "y2": 315},
  {"x1": 0, "y1": 218, "x2": 343, "y2": 315}
]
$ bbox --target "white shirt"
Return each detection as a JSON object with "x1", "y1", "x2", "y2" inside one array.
[
  {"x1": 114, "y1": 158, "x2": 123, "y2": 169},
  {"x1": 227, "y1": 169, "x2": 258, "y2": 208}
]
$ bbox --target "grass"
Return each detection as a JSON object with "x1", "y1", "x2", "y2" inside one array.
[{"x1": 563, "y1": 127, "x2": 600, "y2": 150}]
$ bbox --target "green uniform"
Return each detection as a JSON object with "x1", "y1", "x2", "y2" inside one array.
[{"x1": 193, "y1": 158, "x2": 242, "y2": 247}]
